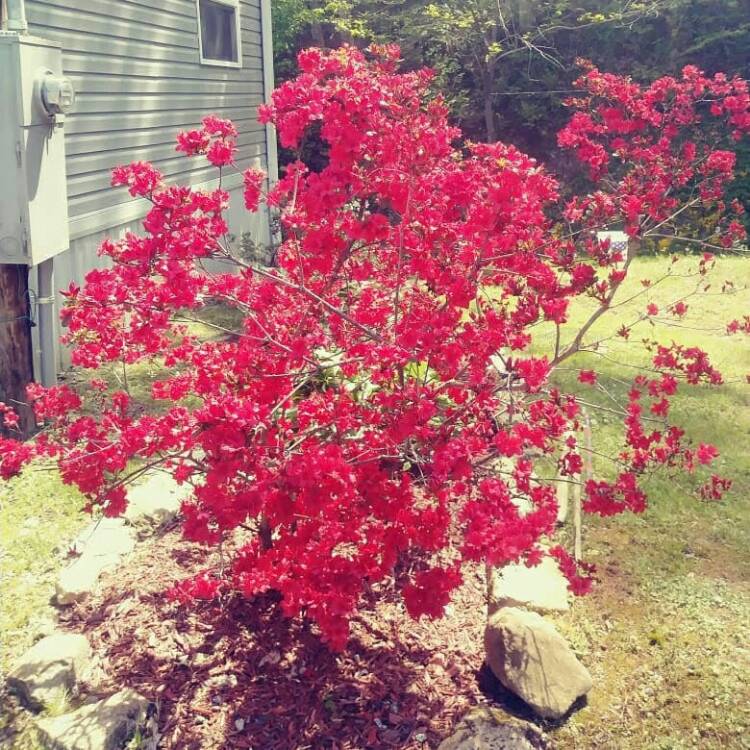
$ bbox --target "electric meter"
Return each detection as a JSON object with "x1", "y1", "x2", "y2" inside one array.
[{"x1": 39, "y1": 71, "x2": 76, "y2": 118}]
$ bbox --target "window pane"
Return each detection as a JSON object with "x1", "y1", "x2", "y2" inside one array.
[{"x1": 199, "y1": 0, "x2": 238, "y2": 62}]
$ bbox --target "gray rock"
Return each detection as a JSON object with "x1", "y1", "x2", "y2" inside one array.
[
  {"x1": 79, "y1": 655, "x2": 114, "y2": 696},
  {"x1": 485, "y1": 608, "x2": 592, "y2": 719},
  {"x1": 66, "y1": 517, "x2": 133, "y2": 557},
  {"x1": 36, "y1": 689, "x2": 150, "y2": 750},
  {"x1": 124, "y1": 472, "x2": 189, "y2": 528},
  {"x1": 438, "y1": 708, "x2": 547, "y2": 750},
  {"x1": 56, "y1": 519, "x2": 135, "y2": 605},
  {"x1": 488, "y1": 556, "x2": 570, "y2": 615},
  {"x1": 29, "y1": 615, "x2": 59, "y2": 642},
  {"x1": 8, "y1": 633, "x2": 92, "y2": 711}
]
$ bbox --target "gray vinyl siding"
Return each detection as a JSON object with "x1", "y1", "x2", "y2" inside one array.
[{"x1": 25, "y1": 0, "x2": 268, "y2": 232}]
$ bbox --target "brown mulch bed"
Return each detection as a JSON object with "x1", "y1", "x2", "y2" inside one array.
[{"x1": 59, "y1": 527, "x2": 527, "y2": 749}]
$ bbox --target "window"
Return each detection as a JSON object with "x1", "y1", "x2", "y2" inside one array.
[{"x1": 197, "y1": 0, "x2": 242, "y2": 67}]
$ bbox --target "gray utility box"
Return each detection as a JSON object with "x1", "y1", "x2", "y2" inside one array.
[{"x1": 0, "y1": 33, "x2": 72, "y2": 265}]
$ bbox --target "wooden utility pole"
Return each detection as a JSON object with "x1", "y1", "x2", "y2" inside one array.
[{"x1": 0, "y1": 263, "x2": 36, "y2": 437}]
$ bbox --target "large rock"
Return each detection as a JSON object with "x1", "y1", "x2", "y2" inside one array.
[
  {"x1": 488, "y1": 557, "x2": 570, "y2": 615},
  {"x1": 123, "y1": 472, "x2": 188, "y2": 528},
  {"x1": 439, "y1": 708, "x2": 547, "y2": 750},
  {"x1": 36, "y1": 689, "x2": 151, "y2": 750},
  {"x1": 7, "y1": 633, "x2": 92, "y2": 711},
  {"x1": 56, "y1": 519, "x2": 135, "y2": 605},
  {"x1": 484, "y1": 608, "x2": 592, "y2": 720}
]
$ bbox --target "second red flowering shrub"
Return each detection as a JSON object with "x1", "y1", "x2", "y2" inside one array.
[{"x1": 1, "y1": 46, "x2": 749, "y2": 649}]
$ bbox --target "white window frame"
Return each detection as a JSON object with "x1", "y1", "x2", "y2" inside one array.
[{"x1": 196, "y1": 0, "x2": 243, "y2": 69}]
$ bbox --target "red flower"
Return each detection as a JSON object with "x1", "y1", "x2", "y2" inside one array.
[
  {"x1": 243, "y1": 168, "x2": 265, "y2": 211},
  {"x1": 669, "y1": 301, "x2": 689, "y2": 318},
  {"x1": 403, "y1": 566, "x2": 462, "y2": 619},
  {"x1": 206, "y1": 139, "x2": 236, "y2": 167},
  {"x1": 578, "y1": 369, "x2": 597, "y2": 385},
  {"x1": 176, "y1": 129, "x2": 210, "y2": 156},
  {"x1": 111, "y1": 162, "x2": 162, "y2": 196},
  {"x1": 696, "y1": 443, "x2": 719, "y2": 465}
]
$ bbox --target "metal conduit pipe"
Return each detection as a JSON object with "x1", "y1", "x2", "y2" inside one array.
[{"x1": 5, "y1": 0, "x2": 28, "y2": 32}]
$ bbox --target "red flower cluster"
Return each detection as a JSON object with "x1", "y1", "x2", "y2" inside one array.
[
  {"x1": 559, "y1": 61, "x2": 750, "y2": 242},
  {"x1": 0, "y1": 47, "x2": 746, "y2": 649},
  {"x1": 0, "y1": 402, "x2": 19, "y2": 430},
  {"x1": 176, "y1": 114, "x2": 238, "y2": 166}
]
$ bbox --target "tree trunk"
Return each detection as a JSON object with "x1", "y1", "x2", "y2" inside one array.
[
  {"x1": 307, "y1": 1, "x2": 326, "y2": 47},
  {"x1": 481, "y1": 69, "x2": 497, "y2": 142},
  {"x1": 259, "y1": 515, "x2": 273, "y2": 550},
  {"x1": 0, "y1": 264, "x2": 36, "y2": 438}
]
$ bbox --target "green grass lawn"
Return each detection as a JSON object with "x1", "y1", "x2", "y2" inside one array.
[
  {"x1": 0, "y1": 469, "x2": 87, "y2": 675},
  {"x1": 0, "y1": 468, "x2": 87, "y2": 750},
  {"x1": 0, "y1": 254, "x2": 748, "y2": 749},
  {"x1": 537, "y1": 254, "x2": 750, "y2": 749}
]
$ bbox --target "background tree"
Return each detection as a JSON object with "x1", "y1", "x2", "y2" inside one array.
[{"x1": 271, "y1": 0, "x2": 750, "y2": 225}]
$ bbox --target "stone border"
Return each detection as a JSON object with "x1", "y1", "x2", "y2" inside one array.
[
  {"x1": 56, "y1": 473, "x2": 188, "y2": 606},
  {"x1": 5, "y1": 472, "x2": 187, "y2": 749}
]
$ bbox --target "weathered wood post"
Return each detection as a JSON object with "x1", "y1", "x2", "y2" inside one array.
[{"x1": 0, "y1": 263, "x2": 36, "y2": 437}]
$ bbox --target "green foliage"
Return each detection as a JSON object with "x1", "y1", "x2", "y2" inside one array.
[
  {"x1": 272, "y1": 0, "x2": 371, "y2": 81},
  {"x1": 270, "y1": 0, "x2": 749, "y2": 218},
  {"x1": 727, "y1": 139, "x2": 750, "y2": 233}
]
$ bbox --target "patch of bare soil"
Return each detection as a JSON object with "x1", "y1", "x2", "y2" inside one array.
[{"x1": 59, "y1": 528, "x2": 520, "y2": 749}]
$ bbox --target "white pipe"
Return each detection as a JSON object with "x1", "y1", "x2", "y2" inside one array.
[
  {"x1": 6, "y1": 0, "x2": 28, "y2": 32},
  {"x1": 260, "y1": 0, "x2": 278, "y2": 186},
  {"x1": 260, "y1": 0, "x2": 279, "y2": 253},
  {"x1": 36, "y1": 259, "x2": 59, "y2": 386}
]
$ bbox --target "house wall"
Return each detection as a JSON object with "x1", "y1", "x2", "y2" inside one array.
[{"x1": 22, "y1": 0, "x2": 276, "y2": 373}]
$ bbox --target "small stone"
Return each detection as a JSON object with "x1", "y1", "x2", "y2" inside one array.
[
  {"x1": 258, "y1": 649, "x2": 281, "y2": 667},
  {"x1": 8, "y1": 633, "x2": 92, "y2": 711},
  {"x1": 124, "y1": 472, "x2": 189, "y2": 528},
  {"x1": 67, "y1": 517, "x2": 134, "y2": 557},
  {"x1": 438, "y1": 708, "x2": 547, "y2": 749},
  {"x1": 488, "y1": 556, "x2": 569, "y2": 615},
  {"x1": 235, "y1": 717, "x2": 246, "y2": 731},
  {"x1": 35, "y1": 689, "x2": 150, "y2": 750},
  {"x1": 29, "y1": 615, "x2": 58, "y2": 641},
  {"x1": 80, "y1": 655, "x2": 114, "y2": 696},
  {"x1": 206, "y1": 673, "x2": 238, "y2": 690},
  {"x1": 485, "y1": 608, "x2": 592, "y2": 720},
  {"x1": 56, "y1": 519, "x2": 135, "y2": 605}
]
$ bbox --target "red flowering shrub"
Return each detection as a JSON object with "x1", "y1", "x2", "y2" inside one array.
[{"x1": 1, "y1": 46, "x2": 749, "y2": 649}]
